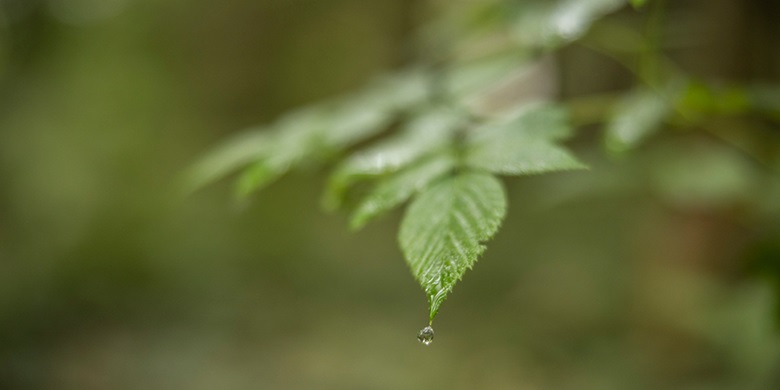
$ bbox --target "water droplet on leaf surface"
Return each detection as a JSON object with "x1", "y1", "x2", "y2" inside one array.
[{"x1": 417, "y1": 326, "x2": 434, "y2": 345}]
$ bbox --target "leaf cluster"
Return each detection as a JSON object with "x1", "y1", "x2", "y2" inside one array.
[{"x1": 186, "y1": 0, "x2": 780, "y2": 326}]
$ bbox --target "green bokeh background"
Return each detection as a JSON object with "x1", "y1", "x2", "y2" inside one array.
[{"x1": 1, "y1": 0, "x2": 779, "y2": 388}]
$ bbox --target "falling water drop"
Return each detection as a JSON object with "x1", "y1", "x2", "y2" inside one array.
[{"x1": 417, "y1": 326, "x2": 434, "y2": 345}]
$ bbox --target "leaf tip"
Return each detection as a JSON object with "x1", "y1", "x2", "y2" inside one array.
[{"x1": 348, "y1": 214, "x2": 369, "y2": 231}]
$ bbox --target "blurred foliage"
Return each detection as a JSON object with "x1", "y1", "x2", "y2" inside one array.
[{"x1": 1, "y1": 0, "x2": 780, "y2": 389}]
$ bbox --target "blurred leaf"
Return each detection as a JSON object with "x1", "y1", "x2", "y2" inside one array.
[
  {"x1": 400, "y1": 171, "x2": 507, "y2": 323},
  {"x1": 630, "y1": 0, "x2": 648, "y2": 8},
  {"x1": 677, "y1": 82, "x2": 717, "y2": 119},
  {"x1": 188, "y1": 70, "x2": 431, "y2": 198},
  {"x1": 323, "y1": 100, "x2": 392, "y2": 148},
  {"x1": 350, "y1": 153, "x2": 455, "y2": 230},
  {"x1": 748, "y1": 84, "x2": 780, "y2": 120},
  {"x1": 650, "y1": 141, "x2": 759, "y2": 208},
  {"x1": 678, "y1": 82, "x2": 750, "y2": 121},
  {"x1": 325, "y1": 108, "x2": 466, "y2": 209},
  {"x1": 323, "y1": 70, "x2": 431, "y2": 147},
  {"x1": 465, "y1": 104, "x2": 587, "y2": 175},
  {"x1": 182, "y1": 130, "x2": 273, "y2": 194},
  {"x1": 512, "y1": 0, "x2": 626, "y2": 47},
  {"x1": 605, "y1": 86, "x2": 677, "y2": 154},
  {"x1": 235, "y1": 160, "x2": 285, "y2": 199},
  {"x1": 232, "y1": 105, "x2": 331, "y2": 197},
  {"x1": 424, "y1": 0, "x2": 508, "y2": 40},
  {"x1": 419, "y1": 0, "x2": 513, "y2": 74},
  {"x1": 445, "y1": 50, "x2": 531, "y2": 100}
]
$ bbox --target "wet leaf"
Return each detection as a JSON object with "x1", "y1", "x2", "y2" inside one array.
[
  {"x1": 399, "y1": 171, "x2": 507, "y2": 323},
  {"x1": 325, "y1": 108, "x2": 466, "y2": 209},
  {"x1": 351, "y1": 153, "x2": 456, "y2": 230}
]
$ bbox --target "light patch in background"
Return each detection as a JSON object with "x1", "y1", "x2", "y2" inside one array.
[{"x1": 47, "y1": 0, "x2": 131, "y2": 25}]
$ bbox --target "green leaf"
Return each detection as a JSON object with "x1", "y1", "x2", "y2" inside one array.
[
  {"x1": 630, "y1": 0, "x2": 648, "y2": 8},
  {"x1": 446, "y1": 51, "x2": 531, "y2": 100},
  {"x1": 234, "y1": 154, "x2": 295, "y2": 199},
  {"x1": 649, "y1": 141, "x2": 759, "y2": 208},
  {"x1": 350, "y1": 153, "x2": 456, "y2": 230},
  {"x1": 325, "y1": 108, "x2": 466, "y2": 209},
  {"x1": 605, "y1": 87, "x2": 674, "y2": 154},
  {"x1": 512, "y1": 0, "x2": 626, "y2": 47},
  {"x1": 233, "y1": 106, "x2": 327, "y2": 197},
  {"x1": 367, "y1": 69, "x2": 431, "y2": 111},
  {"x1": 182, "y1": 129, "x2": 272, "y2": 194},
  {"x1": 321, "y1": 70, "x2": 429, "y2": 148},
  {"x1": 465, "y1": 105, "x2": 587, "y2": 175},
  {"x1": 399, "y1": 171, "x2": 507, "y2": 323},
  {"x1": 323, "y1": 99, "x2": 393, "y2": 148},
  {"x1": 187, "y1": 70, "x2": 431, "y2": 197}
]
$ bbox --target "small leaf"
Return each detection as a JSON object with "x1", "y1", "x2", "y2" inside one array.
[
  {"x1": 350, "y1": 153, "x2": 456, "y2": 230},
  {"x1": 325, "y1": 108, "x2": 466, "y2": 209},
  {"x1": 233, "y1": 109, "x2": 324, "y2": 198},
  {"x1": 465, "y1": 105, "x2": 587, "y2": 175},
  {"x1": 182, "y1": 130, "x2": 272, "y2": 194},
  {"x1": 188, "y1": 70, "x2": 431, "y2": 197},
  {"x1": 605, "y1": 86, "x2": 675, "y2": 154},
  {"x1": 234, "y1": 155, "x2": 293, "y2": 198},
  {"x1": 399, "y1": 171, "x2": 507, "y2": 323}
]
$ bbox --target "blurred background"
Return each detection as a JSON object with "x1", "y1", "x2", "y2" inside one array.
[{"x1": 1, "y1": 0, "x2": 780, "y2": 388}]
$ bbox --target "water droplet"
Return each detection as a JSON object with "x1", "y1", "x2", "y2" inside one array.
[{"x1": 417, "y1": 326, "x2": 434, "y2": 345}]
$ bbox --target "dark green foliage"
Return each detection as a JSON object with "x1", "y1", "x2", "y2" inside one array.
[{"x1": 189, "y1": 0, "x2": 780, "y2": 325}]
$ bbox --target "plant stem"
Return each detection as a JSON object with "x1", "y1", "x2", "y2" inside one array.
[{"x1": 638, "y1": 0, "x2": 668, "y2": 86}]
